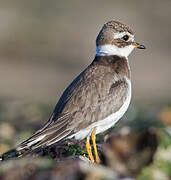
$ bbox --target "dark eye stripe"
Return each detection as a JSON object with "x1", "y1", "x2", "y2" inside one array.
[{"x1": 122, "y1": 35, "x2": 129, "y2": 41}]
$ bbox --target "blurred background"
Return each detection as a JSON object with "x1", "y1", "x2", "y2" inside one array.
[
  {"x1": 0, "y1": 0, "x2": 171, "y2": 179},
  {"x1": 0, "y1": 0, "x2": 170, "y2": 103}
]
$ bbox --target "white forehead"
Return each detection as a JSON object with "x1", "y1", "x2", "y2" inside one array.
[{"x1": 114, "y1": 32, "x2": 134, "y2": 40}]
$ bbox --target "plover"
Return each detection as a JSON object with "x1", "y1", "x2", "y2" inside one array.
[{"x1": 16, "y1": 21, "x2": 145, "y2": 163}]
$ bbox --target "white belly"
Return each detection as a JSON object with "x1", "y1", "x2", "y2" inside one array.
[{"x1": 68, "y1": 78, "x2": 131, "y2": 140}]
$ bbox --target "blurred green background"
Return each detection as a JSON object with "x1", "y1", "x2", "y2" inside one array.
[{"x1": 0, "y1": 0, "x2": 171, "y2": 179}]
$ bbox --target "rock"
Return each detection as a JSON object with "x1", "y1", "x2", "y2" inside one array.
[{"x1": 101, "y1": 128, "x2": 158, "y2": 178}]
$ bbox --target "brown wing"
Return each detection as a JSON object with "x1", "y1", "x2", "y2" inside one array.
[{"x1": 17, "y1": 59, "x2": 129, "y2": 150}]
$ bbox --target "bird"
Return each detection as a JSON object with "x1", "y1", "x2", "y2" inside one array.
[{"x1": 15, "y1": 20, "x2": 145, "y2": 163}]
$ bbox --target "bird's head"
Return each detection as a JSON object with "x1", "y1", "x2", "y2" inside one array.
[{"x1": 96, "y1": 21, "x2": 145, "y2": 58}]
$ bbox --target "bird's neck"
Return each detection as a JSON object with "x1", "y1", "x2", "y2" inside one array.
[
  {"x1": 93, "y1": 55, "x2": 131, "y2": 80},
  {"x1": 96, "y1": 44, "x2": 134, "y2": 58}
]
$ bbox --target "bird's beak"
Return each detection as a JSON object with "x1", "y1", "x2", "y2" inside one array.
[{"x1": 134, "y1": 42, "x2": 146, "y2": 49}]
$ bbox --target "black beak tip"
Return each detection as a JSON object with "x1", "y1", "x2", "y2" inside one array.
[
  {"x1": 139, "y1": 44, "x2": 146, "y2": 49},
  {"x1": 136, "y1": 42, "x2": 146, "y2": 49}
]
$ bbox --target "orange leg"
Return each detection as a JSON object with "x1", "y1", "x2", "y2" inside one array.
[
  {"x1": 91, "y1": 128, "x2": 100, "y2": 163},
  {"x1": 85, "y1": 136, "x2": 94, "y2": 163}
]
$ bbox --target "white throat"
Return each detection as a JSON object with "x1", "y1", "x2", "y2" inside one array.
[{"x1": 96, "y1": 44, "x2": 135, "y2": 58}]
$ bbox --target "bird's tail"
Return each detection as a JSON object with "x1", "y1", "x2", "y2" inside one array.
[
  {"x1": 0, "y1": 133, "x2": 47, "y2": 161},
  {"x1": 1, "y1": 114, "x2": 73, "y2": 161},
  {"x1": 16, "y1": 134, "x2": 46, "y2": 151},
  {"x1": 16, "y1": 113, "x2": 73, "y2": 151},
  {"x1": 1, "y1": 128, "x2": 72, "y2": 161}
]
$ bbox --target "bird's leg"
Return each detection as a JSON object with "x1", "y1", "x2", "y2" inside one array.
[
  {"x1": 91, "y1": 128, "x2": 100, "y2": 163},
  {"x1": 85, "y1": 136, "x2": 94, "y2": 163}
]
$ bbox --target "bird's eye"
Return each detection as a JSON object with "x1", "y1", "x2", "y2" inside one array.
[{"x1": 122, "y1": 35, "x2": 129, "y2": 41}]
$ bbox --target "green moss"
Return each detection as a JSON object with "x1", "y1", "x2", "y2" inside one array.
[
  {"x1": 155, "y1": 160, "x2": 171, "y2": 177},
  {"x1": 159, "y1": 130, "x2": 171, "y2": 149},
  {"x1": 138, "y1": 167, "x2": 153, "y2": 180},
  {"x1": 63, "y1": 143, "x2": 87, "y2": 157}
]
